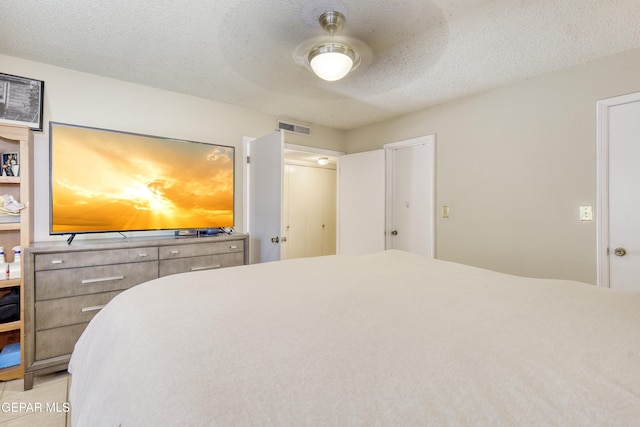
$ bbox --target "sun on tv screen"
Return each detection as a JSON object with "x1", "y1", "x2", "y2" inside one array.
[{"x1": 49, "y1": 122, "x2": 235, "y2": 236}]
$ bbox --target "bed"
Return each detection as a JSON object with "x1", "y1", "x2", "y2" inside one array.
[{"x1": 68, "y1": 250, "x2": 640, "y2": 426}]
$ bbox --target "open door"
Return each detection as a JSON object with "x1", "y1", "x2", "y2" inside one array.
[
  {"x1": 598, "y1": 93, "x2": 640, "y2": 289},
  {"x1": 248, "y1": 131, "x2": 284, "y2": 263},
  {"x1": 337, "y1": 135, "x2": 435, "y2": 257},
  {"x1": 337, "y1": 150, "x2": 386, "y2": 254},
  {"x1": 385, "y1": 135, "x2": 435, "y2": 258}
]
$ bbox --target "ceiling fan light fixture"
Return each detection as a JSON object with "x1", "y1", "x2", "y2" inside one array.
[
  {"x1": 308, "y1": 43, "x2": 356, "y2": 81},
  {"x1": 304, "y1": 10, "x2": 360, "y2": 82}
]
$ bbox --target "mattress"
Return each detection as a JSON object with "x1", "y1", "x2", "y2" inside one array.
[{"x1": 68, "y1": 250, "x2": 640, "y2": 426}]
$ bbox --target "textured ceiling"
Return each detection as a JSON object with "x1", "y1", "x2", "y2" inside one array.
[{"x1": 1, "y1": 0, "x2": 640, "y2": 130}]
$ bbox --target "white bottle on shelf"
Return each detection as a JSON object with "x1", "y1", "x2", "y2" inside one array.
[
  {"x1": 8, "y1": 246, "x2": 20, "y2": 279},
  {"x1": 0, "y1": 247, "x2": 5, "y2": 280}
]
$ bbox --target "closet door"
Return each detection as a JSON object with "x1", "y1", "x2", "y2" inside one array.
[
  {"x1": 304, "y1": 167, "x2": 337, "y2": 257},
  {"x1": 319, "y1": 167, "x2": 337, "y2": 256},
  {"x1": 304, "y1": 166, "x2": 324, "y2": 257},
  {"x1": 283, "y1": 165, "x2": 337, "y2": 259},
  {"x1": 283, "y1": 164, "x2": 308, "y2": 259}
]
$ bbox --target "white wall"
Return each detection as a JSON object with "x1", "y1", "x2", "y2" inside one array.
[
  {"x1": 345, "y1": 48, "x2": 640, "y2": 284},
  {"x1": 0, "y1": 54, "x2": 346, "y2": 242},
  {"x1": 6, "y1": 47, "x2": 639, "y2": 283}
]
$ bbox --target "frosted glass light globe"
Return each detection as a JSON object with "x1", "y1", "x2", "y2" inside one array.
[
  {"x1": 308, "y1": 43, "x2": 357, "y2": 81},
  {"x1": 310, "y1": 51, "x2": 354, "y2": 81}
]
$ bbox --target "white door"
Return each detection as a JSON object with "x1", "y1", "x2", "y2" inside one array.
[
  {"x1": 601, "y1": 95, "x2": 640, "y2": 290},
  {"x1": 285, "y1": 165, "x2": 337, "y2": 259},
  {"x1": 337, "y1": 150, "x2": 386, "y2": 254},
  {"x1": 319, "y1": 167, "x2": 337, "y2": 256},
  {"x1": 248, "y1": 131, "x2": 284, "y2": 263},
  {"x1": 385, "y1": 136, "x2": 435, "y2": 258}
]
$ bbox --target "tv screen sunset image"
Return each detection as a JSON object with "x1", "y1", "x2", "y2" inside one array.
[{"x1": 50, "y1": 124, "x2": 234, "y2": 233}]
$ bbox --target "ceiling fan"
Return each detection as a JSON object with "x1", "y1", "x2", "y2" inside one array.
[{"x1": 294, "y1": 10, "x2": 371, "y2": 82}]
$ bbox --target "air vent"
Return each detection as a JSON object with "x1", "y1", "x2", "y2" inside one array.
[{"x1": 277, "y1": 120, "x2": 311, "y2": 136}]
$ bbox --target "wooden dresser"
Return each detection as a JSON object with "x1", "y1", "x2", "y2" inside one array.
[{"x1": 23, "y1": 233, "x2": 248, "y2": 390}]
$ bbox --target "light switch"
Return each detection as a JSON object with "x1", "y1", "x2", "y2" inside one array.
[
  {"x1": 579, "y1": 205, "x2": 593, "y2": 221},
  {"x1": 442, "y1": 205, "x2": 449, "y2": 218}
]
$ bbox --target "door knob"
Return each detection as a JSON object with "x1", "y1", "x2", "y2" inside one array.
[
  {"x1": 271, "y1": 237, "x2": 280, "y2": 243},
  {"x1": 614, "y1": 247, "x2": 627, "y2": 257},
  {"x1": 391, "y1": 230, "x2": 398, "y2": 236}
]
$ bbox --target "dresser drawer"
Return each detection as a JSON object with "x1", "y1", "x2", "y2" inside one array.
[
  {"x1": 35, "y1": 261, "x2": 159, "y2": 301},
  {"x1": 34, "y1": 247, "x2": 159, "y2": 271},
  {"x1": 159, "y1": 252, "x2": 244, "y2": 277},
  {"x1": 35, "y1": 323, "x2": 89, "y2": 361},
  {"x1": 159, "y1": 240, "x2": 243, "y2": 259},
  {"x1": 36, "y1": 290, "x2": 122, "y2": 331}
]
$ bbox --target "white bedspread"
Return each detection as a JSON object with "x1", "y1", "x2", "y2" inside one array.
[{"x1": 69, "y1": 250, "x2": 640, "y2": 426}]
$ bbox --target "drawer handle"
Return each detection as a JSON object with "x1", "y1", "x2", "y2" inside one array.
[
  {"x1": 190, "y1": 264, "x2": 221, "y2": 271},
  {"x1": 51, "y1": 259, "x2": 64, "y2": 265},
  {"x1": 170, "y1": 250, "x2": 179, "y2": 255},
  {"x1": 82, "y1": 305, "x2": 106, "y2": 313},
  {"x1": 81, "y1": 275, "x2": 125, "y2": 284},
  {"x1": 229, "y1": 245, "x2": 238, "y2": 249},
  {"x1": 138, "y1": 253, "x2": 148, "y2": 257}
]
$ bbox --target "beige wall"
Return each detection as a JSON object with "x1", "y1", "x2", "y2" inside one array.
[
  {"x1": 346, "y1": 48, "x2": 640, "y2": 284},
  {"x1": 5, "y1": 47, "x2": 640, "y2": 283},
  {"x1": 0, "y1": 54, "x2": 346, "y2": 242}
]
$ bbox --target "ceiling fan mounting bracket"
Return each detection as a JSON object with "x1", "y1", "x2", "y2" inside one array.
[{"x1": 318, "y1": 11, "x2": 346, "y2": 36}]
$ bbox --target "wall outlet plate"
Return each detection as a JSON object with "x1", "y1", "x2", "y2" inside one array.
[{"x1": 579, "y1": 205, "x2": 593, "y2": 221}]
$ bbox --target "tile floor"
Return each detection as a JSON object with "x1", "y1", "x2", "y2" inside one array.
[{"x1": 0, "y1": 372, "x2": 69, "y2": 426}]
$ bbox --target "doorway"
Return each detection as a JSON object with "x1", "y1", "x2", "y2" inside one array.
[
  {"x1": 244, "y1": 132, "x2": 342, "y2": 263},
  {"x1": 337, "y1": 134, "x2": 435, "y2": 257},
  {"x1": 385, "y1": 135, "x2": 436, "y2": 258},
  {"x1": 597, "y1": 92, "x2": 640, "y2": 290},
  {"x1": 282, "y1": 148, "x2": 338, "y2": 259}
]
